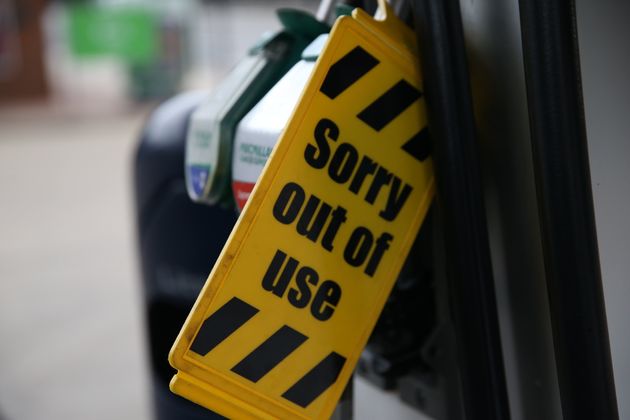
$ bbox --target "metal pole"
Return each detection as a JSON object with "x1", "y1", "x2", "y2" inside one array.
[
  {"x1": 316, "y1": 0, "x2": 336, "y2": 22},
  {"x1": 518, "y1": 1, "x2": 619, "y2": 418},
  {"x1": 331, "y1": 376, "x2": 353, "y2": 420},
  {"x1": 410, "y1": 1, "x2": 511, "y2": 419}
]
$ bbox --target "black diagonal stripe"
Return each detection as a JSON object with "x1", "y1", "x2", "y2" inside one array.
[
  {"x1": 282, "y1": 352, "x2": 346, "y2": 408},
  {"x1": 231, "y1": 325, "x2": 307, "y2": 383},
  {"x1": 320, "y1": 46, "x2": 379, "y2": 99},
  {"x1": 357, "y1": 80, "x2": 422, "y2": 131},
  {"x1": 402, "y1": 127, "x2": 432, "y2": 162},
  {"x1": 189, "y1": 297, "x2": 259, "y2": 356}
]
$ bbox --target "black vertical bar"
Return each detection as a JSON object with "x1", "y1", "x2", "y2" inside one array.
[
  {"x1": 356, "y1": 80, "x2": 422, "y2": 131},
  {"x1": 411, "y1": 1, "x2": 511, "y2": 419},
  {"x1": 190, "y1": 297, "x2": 259, "y2": 356},
  {"x1": 518, "y1": 1, "x2": 619, "y2": 419},
  {"x1": 320, "y1": 46, "x2": 380, "y2": 100},
  {"x1": 282, "y1": 352, "x2": 346, "y2": 408},
  {"x1": 231, "y1": 325, "x2": 307, "y2": 383}
]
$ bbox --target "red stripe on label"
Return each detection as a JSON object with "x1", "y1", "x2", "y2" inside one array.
[{"x1": 233, "y1": 181, "x2": 256, "y2": 211}]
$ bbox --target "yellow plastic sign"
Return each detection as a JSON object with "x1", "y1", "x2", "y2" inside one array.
[{"x1": 169, "y1": 3, "x2": 434, "y2": 419}]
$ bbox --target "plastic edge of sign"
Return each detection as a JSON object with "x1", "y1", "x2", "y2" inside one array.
[{"x1": 170, "y1": 371, "x2": 277, "y2": 420}]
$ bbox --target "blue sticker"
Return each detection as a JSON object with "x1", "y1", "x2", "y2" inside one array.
[{"x1": 188, "y1": 165, "x2": 211, "y2": 199}]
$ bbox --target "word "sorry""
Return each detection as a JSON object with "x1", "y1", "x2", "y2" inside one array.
[{"x1": 304, "y1": 118, "x2": 413, "y2": 222}]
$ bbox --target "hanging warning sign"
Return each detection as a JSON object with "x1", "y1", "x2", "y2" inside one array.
[{"x1": 169, "y1": 2, "x2": 434, "y2": 419}]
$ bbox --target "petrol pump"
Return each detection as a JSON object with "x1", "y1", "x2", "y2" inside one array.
[{"x1": 134, "y1": 0, "x2": 618, "y2": 419}]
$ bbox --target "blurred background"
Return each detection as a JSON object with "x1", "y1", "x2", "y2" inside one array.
[
  {"x1": 0, "y1": 1, "x2": 315, "y2": 419},
  {"x1": 0, "y1": 0, "x2": 629, "y2": 419}
]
